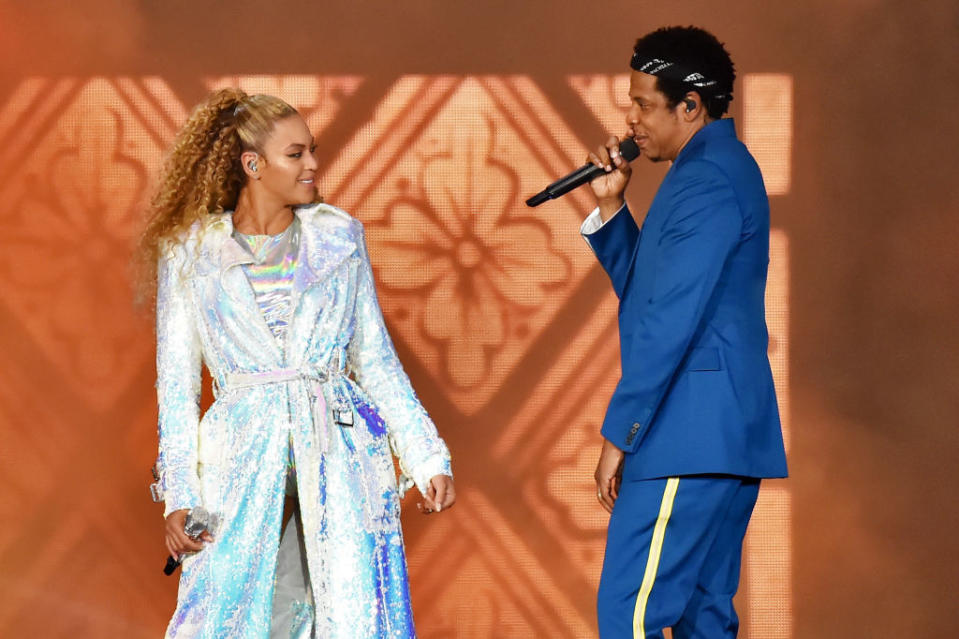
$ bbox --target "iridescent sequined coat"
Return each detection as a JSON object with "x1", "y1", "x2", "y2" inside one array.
[{"x1": 155, "y1": 203, "x2": 451, "y2": 638}]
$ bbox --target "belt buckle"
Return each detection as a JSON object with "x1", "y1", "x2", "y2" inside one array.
[
  {"x1": 331, "y1": 385, "x2": 353, "y2": 428},
  {"x1": 149, "y1": 464, "x2": 164, "y2": 503},
  {"x1": 333, "y1": 401, "x2": 354, "y2": 427}
]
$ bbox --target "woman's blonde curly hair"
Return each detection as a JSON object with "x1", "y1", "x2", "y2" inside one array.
[{"x1": 134, "y1": 88, "x2": 298, "y2": 301}]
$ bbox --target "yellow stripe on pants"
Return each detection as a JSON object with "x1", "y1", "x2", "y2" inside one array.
[{"x1": 632, "y1": 477, "x2": 680, "y2": 638}]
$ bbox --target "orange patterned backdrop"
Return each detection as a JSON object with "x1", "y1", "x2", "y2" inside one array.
[
  {"x1": 0, "y1": 2, "x2": 956, "y2": 637},
  {"x1": 0, "y1": 70, "x2": 791, "y2": 638}
]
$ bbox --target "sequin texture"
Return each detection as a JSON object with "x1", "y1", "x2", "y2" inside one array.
[
  {"x1": 155, "y1": 203, "x2": 452, "y2": 638},
  {"x1": 232, "y1": 217, "x2": 300, "y2": 350}
]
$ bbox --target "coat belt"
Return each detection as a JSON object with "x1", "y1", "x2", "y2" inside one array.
[
  {"x1": 217, "y1": 356, "x2": 351, "y2": 453},
  {"x1": 221, "y1": 366, "x2": 338, "y2": 390}
]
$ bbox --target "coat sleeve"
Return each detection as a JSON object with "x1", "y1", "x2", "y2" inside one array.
[
  {"x1": 581, "y1": 203, "x2": 641, "y2": 300},
  {"x1": 601, "y1": 161, "x2": 742, "y2": 452},
  {"x1": 155, "y1": 243, "x2": 203, "y2": 517},
  {"x1": 346, "y1": 221, "x2": 452, "y2": 494}
]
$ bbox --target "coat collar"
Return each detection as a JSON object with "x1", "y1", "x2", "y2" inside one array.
[
  {"x1": 290, "y1": 204, "x2": 358, "y2": 296},
  {"x1": 673, "y1": 118, "x2": 737, "y2": 169},
  {"x1": 190, "y1": 203, "x2": 358, "y2": 284},
  {"x1": 186, "y1": 204, "x2": 359, "y2": 365}
]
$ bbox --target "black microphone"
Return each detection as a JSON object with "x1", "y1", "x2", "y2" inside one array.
[{"x1": 525, "y1": 138, "x2": 640, "y2": 207}]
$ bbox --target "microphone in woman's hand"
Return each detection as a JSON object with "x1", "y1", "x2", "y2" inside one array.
[{"x1": 163, "y1": 507, "x2": 220, "y2": 576}]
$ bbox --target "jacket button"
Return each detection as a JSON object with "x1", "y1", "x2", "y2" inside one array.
[{"x1": 631, "y1": 422, "x2": 641, "y2": 433}]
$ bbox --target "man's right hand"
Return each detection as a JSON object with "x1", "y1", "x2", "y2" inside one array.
[
  {"x1": 165, "y1": 508, "x2": 213, "y2": 560},
  {"x1": 595, "y1": 437, "x2": 625, "y2": 514},
  {"x1": 587, "y1": 135, "x2": 633, "y2": 222}
]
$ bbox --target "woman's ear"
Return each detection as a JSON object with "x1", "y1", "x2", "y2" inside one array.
[{"x1": 241, "y1": 151, "x2": 260, "y2": 179}]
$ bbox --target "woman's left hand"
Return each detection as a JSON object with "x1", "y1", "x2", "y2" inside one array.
[{"x1": 419, "y1": 474, "x2": 455, "y2": 515}]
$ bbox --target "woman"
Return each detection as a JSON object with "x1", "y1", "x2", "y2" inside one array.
[{"x1": 138, "y1": 88, "x2": 455, "y2": 638}]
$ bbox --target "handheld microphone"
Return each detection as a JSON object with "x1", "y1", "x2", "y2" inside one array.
[
  {"x1": 525, "y1": 138, "x2": 640, "y2": 207},
  {"x1": 163, "y1": 507, "x2": 219, "y2": 576}
]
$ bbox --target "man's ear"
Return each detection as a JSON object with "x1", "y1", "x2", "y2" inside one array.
[{"x1": 681, "y1": 92, "x2": 701, "y2": 120}]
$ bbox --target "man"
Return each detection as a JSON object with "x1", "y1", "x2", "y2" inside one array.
[{"x1": 582, "y1": 26, "x2": 788, "y2": 638}]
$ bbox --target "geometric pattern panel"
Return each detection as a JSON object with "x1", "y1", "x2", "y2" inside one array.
[
  {"x1": 0, "y1": 77, "x2": 183, "y2": 410},
  {"x1": 322, "y1": 75, "x2": 598, "y2": 414}
]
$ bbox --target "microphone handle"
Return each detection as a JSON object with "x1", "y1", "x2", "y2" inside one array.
[
  {"x1": 526, "y1": 138, "x2": 639, "y2": 207},
  {"x1": 163, "y1": 554, "x2": 181, "y2": 576},
  {"x1": 548, "y1": 164, "x2": 608, "y2": 199},
  {"x1": 526, "y1": 164, "x2": 607, "y2": 207}
]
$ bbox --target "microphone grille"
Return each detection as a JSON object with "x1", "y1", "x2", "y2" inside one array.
[
  {"x1": 184, "y1": 507, "x2": 210, "y2": 537},
  {"x1": 619, "y1": 138, "x2": 640, "y2": 162}
]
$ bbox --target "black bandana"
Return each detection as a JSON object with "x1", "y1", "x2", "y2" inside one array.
[{"x1": 629, "y1": 54, "x2": 730, "y2": 100}]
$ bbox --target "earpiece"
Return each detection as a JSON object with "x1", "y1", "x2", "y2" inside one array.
[
  {"x1": 684, "y1": 99, "x2": 696, "y2": 112},
  {"x1": 248, "y1": 160, "x2": 258, "y2": 172}
]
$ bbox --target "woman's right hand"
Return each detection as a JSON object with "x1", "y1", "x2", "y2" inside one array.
[{"x1": 165, "y1": 509, "x2": 213, "y2": 560}]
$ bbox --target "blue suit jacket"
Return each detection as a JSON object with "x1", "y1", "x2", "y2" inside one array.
[{"x1": 584, "y1": 119, "x2": 788, "y2": 480}]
